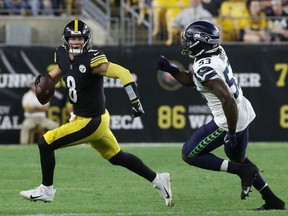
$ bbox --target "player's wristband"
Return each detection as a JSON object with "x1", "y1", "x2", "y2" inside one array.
[{"x1": 124, "y1": 82, "x2": 140, "y2": 103}]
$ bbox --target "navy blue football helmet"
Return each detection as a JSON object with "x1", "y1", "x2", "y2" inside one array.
[
  {"x1": 181, "y1": 21, "x2": 220, "y2": 58},
  {"x1": 62, "y1": 20, "x2": 91, "y2": 54}
]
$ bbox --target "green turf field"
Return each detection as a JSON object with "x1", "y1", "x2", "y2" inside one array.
[{"x1": 0, "y1": 143, "x2": 287, "y2": 216}]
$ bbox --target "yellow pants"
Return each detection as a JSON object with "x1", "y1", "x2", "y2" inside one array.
[{"x1": 43, "y1": 110, "x2": 121, "y2": 159}]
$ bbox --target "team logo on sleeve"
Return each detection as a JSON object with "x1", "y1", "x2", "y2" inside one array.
[{"x1": 79, "y1": 65, "x2": 86, "y2": 73}]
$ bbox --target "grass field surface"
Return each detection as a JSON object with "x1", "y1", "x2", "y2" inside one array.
[{"x1": 0, "y1": 143, "x2": 287, "y2": 216}]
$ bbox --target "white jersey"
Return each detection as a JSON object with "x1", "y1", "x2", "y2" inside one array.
[
  {"x1": 22, "y1": 90, "x2": 47, "y2": 118},
  {"x1": 192, "y1": 46, "x2": 255, "y2": 132}
]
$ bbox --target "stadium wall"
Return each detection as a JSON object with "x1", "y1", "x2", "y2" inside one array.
[{"x1": 0, "y1": 44, "x2": 287, "y2": 144}]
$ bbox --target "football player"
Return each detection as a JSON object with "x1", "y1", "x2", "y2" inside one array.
[
  {"x1": 154, "y1": 21, "x2": 285, "y2": 210},
  {"x1": 20, "y1": 19, "x2": 172, "y2": 207}
]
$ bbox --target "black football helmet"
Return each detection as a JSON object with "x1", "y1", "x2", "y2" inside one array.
[
  {"x1": 181, "y1": 21, "x2": 220, "y2": 59},
  {"x1": 62, "y1": 20, "x2": 91, "y2": 54}
]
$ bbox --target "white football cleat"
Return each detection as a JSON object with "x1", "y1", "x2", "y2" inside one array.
[
  {"x1": 153, "y1": 173, "x2": 173, "y2": 207},
  {"x1": 20, "y1": 184, "x2": 56, "y2": 202}
]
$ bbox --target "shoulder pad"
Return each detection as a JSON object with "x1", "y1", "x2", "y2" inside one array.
[
  {"x1": 89, "y1": 50, "x2": 108, "y2": 67},
  {"x1": 195, "y1": 66, "x2": 217, "y2": 82},
  {"x1": 54, "y1": 46, "x2": 64, "y2": 63}
]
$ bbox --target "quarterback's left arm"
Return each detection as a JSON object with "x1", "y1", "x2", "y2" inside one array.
[{"x1": 94, "y1": 62, "x2": 145, "y2": 118}]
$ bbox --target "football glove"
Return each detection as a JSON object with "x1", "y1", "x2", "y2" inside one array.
[
  {"x1": 154, "y1": 55, "x2": 180, "y2": 76},
  {"x1": 131, "y1": 100, "x2": 145, "y2": 118},
  {"x1": 224, "y1": 132, "x2": 237, "y2": 148}
]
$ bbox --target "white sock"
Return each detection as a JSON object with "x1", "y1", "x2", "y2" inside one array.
[{"x1": 220, "y1": 160, "x2": 229, "y2": 172}]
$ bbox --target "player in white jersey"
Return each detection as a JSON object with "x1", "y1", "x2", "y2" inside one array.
[{"x1": 154, "y1": 21, "x2": 285, "y2": 210}]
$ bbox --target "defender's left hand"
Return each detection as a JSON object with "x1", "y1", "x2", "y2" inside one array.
[{"x1": 154, "y1": 55, "x2": 171, "y2": 72}]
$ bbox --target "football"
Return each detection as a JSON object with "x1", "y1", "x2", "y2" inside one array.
[{"x1": 35, "y1": 73, "x2": 55, "y2": 105}]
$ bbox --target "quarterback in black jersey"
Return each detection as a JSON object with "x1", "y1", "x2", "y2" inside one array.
[{"x1": 20, "y1": 20, "x2": 172, "y2": 207}]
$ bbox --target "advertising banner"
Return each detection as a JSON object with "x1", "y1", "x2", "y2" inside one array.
[{"x1": 0, "y1": 45, "x2": 287, "y2": 144}]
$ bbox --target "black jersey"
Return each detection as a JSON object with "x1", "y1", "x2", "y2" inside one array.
[{"x1": 55, "y1": 45, "x2": 108, "y2": 117}]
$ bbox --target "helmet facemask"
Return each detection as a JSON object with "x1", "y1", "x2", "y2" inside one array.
[
  {"x1": 63, "y1": 35, "x2": 89, "y2": 55},
  {"x1": 181, "y1": 21, "x2": 220, "y2": 59},
  {"x1": 181, "y1": 34, "x2": 205, "y2": 59}
]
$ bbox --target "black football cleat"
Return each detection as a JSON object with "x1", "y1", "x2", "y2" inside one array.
[
  {"x1": 238, "y1": 164, "x2": 258, "y2": 200},
  {"x1": 255, "y1": 196, "x2": 285, "y2": 210}
]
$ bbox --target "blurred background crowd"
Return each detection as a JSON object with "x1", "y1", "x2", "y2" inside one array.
[
  {"x1": 0, "y1": 0, "x2": 287, "y2": 46},
  {"x1": 125, "y1": 0, "x2": 288, "y2": 44},
  {"x1": 0, "y1": 0, "x2": 81, "y2": 16}
]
